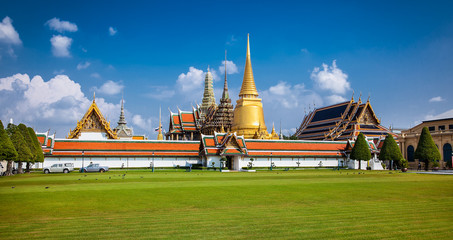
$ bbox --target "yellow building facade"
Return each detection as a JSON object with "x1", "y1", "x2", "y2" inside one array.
[{"x1": 398, "y1": 118, "x2": 453, "y2": 169}]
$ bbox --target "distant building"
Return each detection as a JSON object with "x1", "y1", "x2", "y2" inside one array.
[
  {"x1": 113, "y1": 98, "x2": 134, "y2": 139},
  {"x1": 398, "y1": 118, "x2": 453, "y2": 168}
]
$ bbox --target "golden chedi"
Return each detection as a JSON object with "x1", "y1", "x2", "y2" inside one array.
[{"x1": 232, "y1": 34, "x2": 271, "y2": 139}]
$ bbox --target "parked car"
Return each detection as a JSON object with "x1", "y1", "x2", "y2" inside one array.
[
  {"x1": 80, "y1": 163, "x2": 109, "y2": 173},
  {"x1": 43, "y1": 163, "x2": 74, "y2": 174}
]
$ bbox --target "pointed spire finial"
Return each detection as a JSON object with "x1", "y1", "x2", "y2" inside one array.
[
  {"x1": 93, "y1": 92, "x2": 96, "y2": 102},
  {"x1": 157, "y1": 106, "x2": 163, "y2": 140},
  {"x1": 239, "y1": 34, "x2": 258, "y2": 98},
  {"x1": 222, "y1": 50, "x2": 230, "y2": 100},
  {"x1": 351, "y1": 90, "x2": 355, "y2": 101}
]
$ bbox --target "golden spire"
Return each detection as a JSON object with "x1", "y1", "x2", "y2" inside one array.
[
  {"x1": 93, "y1": 92, "x2": 96, "y2": 103},
  {"x1": 239, "y1": 34, "x2": 258, "y2": 98},
  {"x1": 157, "y1": 106, "x2": 163, "y2": 140}
]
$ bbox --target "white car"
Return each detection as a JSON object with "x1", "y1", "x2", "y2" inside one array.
[{"x1": 43, "y1": 163, "x2": 74, "y2": 174}]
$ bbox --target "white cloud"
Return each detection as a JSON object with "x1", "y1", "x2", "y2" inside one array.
[
  {"x1": 219, "y1": 60, "x2": 239, "y2": 75},
  {"x1": 425, "y1": 109, "x2": 453, "y2": 121},
  {"x1": 53, "y1": 69, "x2": 65, "y2": 75},
  {"x1": 45, "y1": 17, "x2": 78, "y2": 33},
  {"x1": 0, "y1": 16, "x2": 21, "y2": 45},
  {"x1": 311, "y1": 60, "x2": 350, "y2": 95},
  {"x1": 226, "y1": 35, "x2": 237, "y2": 45},
  {"x1": 109, "y1": 26, "x2": 117, "y2": 36},
  {"x1": 282, "y1": 128, "x2": 297, "y2": 136},
  {"x1": 50, "y1": 35, "x2": 72, "y2": 57},
  {"x1": 429, "y1": 96, "x2": 445, "y2": 102},
  {"x1": 93, "y1": 80, "x2": 124, "y2": 95},
  {"x1": 326, "y1": 95, "x2": 347, "y2": 105},
  {"x1": 176, "y1": 67, "x2": 205, "y2": 93},
  {"x1": 0, "y1": 73, "x2": 122, "y2": 137},
  {"x1": 146, "y1": 86, "x2": 175, "y2": 100},
  {"x1": 262, "y1": 81, "x2": 323, "y2": 109},
  {"x1": 77, "y1": 61, "x2": 90, "y2": 70},
  {"x1": 90, "y1": 73, "x2": 101, "y2": 79},
  {"x1": 0, "y1": 73, "x2": 30, "y2": 91},
  {"x1": 132, "y1": 114, "x2": 152, "y2": 131}
]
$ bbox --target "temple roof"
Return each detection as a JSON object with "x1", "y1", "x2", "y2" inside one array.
[
  {"x1": 200, "y1": 132, "x2": 247, "y2": 156},
  {"x1": 167, "y1": 107, "x2": 201, "y2": 134},
  {"x1": 48, "y1": 139, "x2": 199, "y2": 157},
  {"x1": 68, "y1": 97, "x2": 117, "y2": 139},
  {"x1": 295, "y1": 96, "x2": 395, "y2": 141}
]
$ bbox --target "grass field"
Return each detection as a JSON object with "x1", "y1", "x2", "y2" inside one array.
[{"x1": 0, "y1": 169, "x2": 452, "y2": 239}]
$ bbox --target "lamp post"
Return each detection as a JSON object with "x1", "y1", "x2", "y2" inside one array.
[
  {"x1": 270, "y1": 152, "x2": 273, "y2": 171},
  {"x1": 82, "y1": 151, "x2": 85, "y2": 171},
  {"x1": 152, "y1": 152, "x2": 155, "y2": 173}
]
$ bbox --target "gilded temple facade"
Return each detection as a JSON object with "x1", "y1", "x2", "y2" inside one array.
[{"x1": 67, "y1": 94, "x2": 118, "y2": 140}]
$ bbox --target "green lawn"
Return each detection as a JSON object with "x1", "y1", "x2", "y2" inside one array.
[{"x1": 0, "y1": 169, "x2": 452, "y2": 239}]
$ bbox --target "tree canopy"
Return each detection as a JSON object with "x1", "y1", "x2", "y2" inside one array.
[
  {"x1": 9, "y1": 127, "x2": 33, "y2": 164},
  {"x1": 17, "y1": 124, "x2": 35, "y2": 164},
  {"x1": 0, "y1": 120, "x2": 18, "y2": 162},
  {"x1": 28, "y1": 127, "x2": 44, "y2": 163},
  {"x1": 414, "y1": 127, "x2": 441, "y2": 170},
  {"x1": 379, "y1": 134, "x2": 403, "y2": 168},
  {"x1": 351, "y1": 133, "x2": 372, "y2": 161}
]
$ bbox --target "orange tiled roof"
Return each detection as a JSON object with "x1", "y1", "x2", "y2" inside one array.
[{"x1": 48, "y1": 140, "x2": 200, "y2": 158}]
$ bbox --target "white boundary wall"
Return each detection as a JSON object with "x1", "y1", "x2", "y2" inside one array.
[
  {"x1": 44, "y1": 156, "x2": 201, "y2": 169},
  {"x1": 205, "y1": 156, "x2": 346, "y2": 170}
]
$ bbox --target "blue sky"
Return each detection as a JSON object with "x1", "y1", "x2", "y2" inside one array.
[{"x1": 1, "y1": 0, "x2": 452, "y2": 138}]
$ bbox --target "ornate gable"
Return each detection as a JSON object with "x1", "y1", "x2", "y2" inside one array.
[
  {"x1": 357, "y1": 101, "x2": 380, "y2": 125},
  {"x1": 68, "y1": 98, "x2": 117, "y2": 139}
]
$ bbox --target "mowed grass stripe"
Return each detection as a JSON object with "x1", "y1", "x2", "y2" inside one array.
[{"x1": 1, "y1": 170, "x2": 452, "y2": 239}]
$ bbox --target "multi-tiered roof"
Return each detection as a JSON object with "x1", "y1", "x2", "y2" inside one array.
[
  {"x1": 166, "y1": 107, "x2": 202, "y2": 140},
  {"x1": 295, "y1": 96, "x2": 395, "y2": 141}
]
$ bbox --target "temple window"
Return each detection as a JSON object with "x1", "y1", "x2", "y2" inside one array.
[
  {"x1": 449, "y1": 124, "x2": 453, "y2": 130},
  {"x1": 428, "y1": 126, "x2": 435, "y2": 131},
  {"x1": 438, "y1": 125, "x2": 445, "y2": 131}
]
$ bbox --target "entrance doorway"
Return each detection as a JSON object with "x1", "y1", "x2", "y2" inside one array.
[
  {"x1": 443, "y1": 143, "x2": 452, "y2": 166},
  {"x1": 225, "y1": 156, "x2": 233, "y2": 170}
]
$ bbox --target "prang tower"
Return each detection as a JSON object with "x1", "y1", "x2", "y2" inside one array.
[
  {"x1": 200, "y1": 67, "x2": 216, "y2": 119},
  {"x1": 231, "y1": 34, "x2": 268, "y2": 139}
]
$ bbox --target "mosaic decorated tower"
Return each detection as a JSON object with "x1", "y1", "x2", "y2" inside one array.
[
  {"x1": 201, "y1": 51, "x2": 234, "y2": 134},
  {"x1": 231, "y1": 34, "x2": 268, "y2": 139},
  {"x1": 200, "y1": 67, "x2": 216, "y2": 119}
]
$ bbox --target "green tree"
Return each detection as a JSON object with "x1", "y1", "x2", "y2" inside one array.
[
  {"x1": 17, "y1": 124, "x2": 35, "y2": 173},
  {"x1": 414, "y1": 127, "x2": 441, "y2": 171},
  {"x1": 28, "y1": 127, "x2": 44, "y2": 165},
  {"x1": 350, "y1": 132, "x2": 372, "y2": 170},
  {"x1": 0, "y1": 120, "x2": 18, "y2": 176},
  {"x1": 379, "y1": 134, "x2": 403, "y2": 170},
  {"x1": 9, "y1": 126, "x2": 32, "y2": 174}
]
